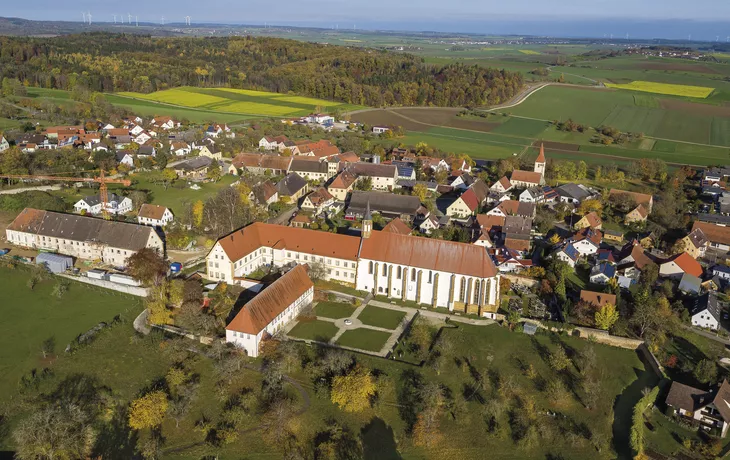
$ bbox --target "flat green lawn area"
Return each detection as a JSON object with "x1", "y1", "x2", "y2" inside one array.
[
  {"x1": 401, "y1": 131, "x2": 523, "y2": 159},
  {"x1": 113, "y1": 172, "x2": 238, "y2": 215},
  {"x1": 356, "y1": 306, "x2": 406, "y2": 330},
  {"x1": 288, "y1": 319, "x2": 340, "y2": 342},
  {"x1": 0, "y1": 266, "x2": 144, "y2": 401},
  {"x1": 314, "y1": 301, "x2": 357, "y2": 319},
  {"x1": 506, "y1": 85, "x2": 730, "y2": 148},
  {"x1": 335, "y1": 328, "x2": 392, "y2": 352}
]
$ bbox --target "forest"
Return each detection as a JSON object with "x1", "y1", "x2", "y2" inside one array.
[{"x1": 0, "y1": 33, "x2": 523, "y2": 108}]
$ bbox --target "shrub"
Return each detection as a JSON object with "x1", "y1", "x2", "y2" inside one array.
[{"x1": 630, "y1": 386, "x2": 659, "y2": 457}]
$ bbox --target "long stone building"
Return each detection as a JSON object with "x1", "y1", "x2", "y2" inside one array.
[
  {"x1": 207, "y1": 217, "x2": 500, "y2": 315},
  {"x1": 6, "y1": 208, "x2": 164, "y2": 267}
]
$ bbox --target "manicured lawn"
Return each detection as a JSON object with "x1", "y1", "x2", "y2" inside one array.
[
  {"x1": 0, "y1": 265, "x2": 144, "y2": 401},
  {"x1": 335, "y1": 328, "x2": 392, "y2": 352},
  {"x1": 314, "y1": 279, "x2": 367, "y2": 298},
  {"x1": 356, "y1": 306, "x2": 406, "y2": 330},
  {"x1": 113, "y1": 172, "x2": 239, "y2": 215},
  {"x1": 314, "y1": 301, "x2": 358, "y2": 319},
  {"x1": 287, "y1": 319, "x2": 340, "y2": 342}
]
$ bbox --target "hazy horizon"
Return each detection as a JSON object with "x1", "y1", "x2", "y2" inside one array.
[{"x1": 2, "y1": 1, "x2": 730, "y2": 41}]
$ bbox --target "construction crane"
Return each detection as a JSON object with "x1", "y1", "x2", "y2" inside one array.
[{"x1": 0, "y1": 170, "x2": 132, "y2": 220}]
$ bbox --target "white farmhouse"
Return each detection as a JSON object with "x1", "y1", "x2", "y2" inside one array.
[
  {"x1": 137, "y1": 204, "x2": 174, "y2": 227},
  {"x1": 226, "y1": 265, "x2": 314, "y2": 357},
  {"x1": 0, "y1": 136, "x2": 9, "y2": 152},
  {"x1": 74, "y1": 193, "x2": 133, "y2": 216}
]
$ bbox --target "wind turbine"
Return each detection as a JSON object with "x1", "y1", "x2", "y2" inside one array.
[
  {"x1": 81, "y1": 12, "x2": 86, "y2": 24},
  {"x1": 87, "y1": 11, "x2": 92, "y2": 25},
  {"x1": 113, "y1": 14, "x2": 116, "y2": 24},
  {"x1": 128, "y1": 13, "x2": 132, "y2": 25},
  {"x1": 136, "y1": 16, "x2": 138, "y2": 26},
  {"x1": 161, "y1": 16, "x2": 165, "y2": 25}
]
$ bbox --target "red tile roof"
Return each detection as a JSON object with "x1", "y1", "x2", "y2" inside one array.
[
  {"x1": 693, "y1": 221, "x2": 730, "y2": 247},
  {"x1": 536, "y1": 143, "x2": 546, "y2": 163},
  {"x1": 226, "y1": 265, "x2": 313, "y2": 334},
  {"x1": 138, "y1": 204, "x2": 170, "y2": 220},
  {"x1": 477, "y1": 214, "x2": 505, "y2": 232},
  {"x1": 581, "y1": 212, "x2": 602, "y2": 228},
  {"x1": 217, "y1": 222, "x2": 361, "y2": 263},
  {"x1": 382, "y1": 218, "x2": 412, "y2": 235},
  {"x1": 664, "y1": 252, "x2": 703, "y2": 277},
  {"x1": 329, "y1": 171, "x2": 357, "y2": 190},
  {"x1": 360, "y1": 231, "x2": 498, "y2": 278},
  {"x1": 457, "y1": 189, "x2": 479, "y2": 212},
  {"x1": 511, "y1": 170, "x2": 542, "y2": 184}
]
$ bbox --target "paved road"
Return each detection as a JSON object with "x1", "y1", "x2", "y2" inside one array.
[
  {"x1": 267, "y1": 205, "x2": 297, "y2": 226},
  {"x1": 682, "y1": 324, "x2": 730, "y2": 345},
  {"x1": 0, "y1": 185, "x2": 62, "y2": 195}
]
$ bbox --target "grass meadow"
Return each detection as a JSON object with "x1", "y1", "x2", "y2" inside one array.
[
  {"x1": 0, "y1": 265, "x2": 144, "y2": 401},
  {"x1": 118, "y1": 86, "x2": 364, "y2": 117},
  {"x1": 0, "y1": 259, "x2": 659, "y2": 459}
]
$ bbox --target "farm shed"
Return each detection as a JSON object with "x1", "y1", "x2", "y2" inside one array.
[{"x1": 35, "y1": 253, "x2": 73, "y2": 273}]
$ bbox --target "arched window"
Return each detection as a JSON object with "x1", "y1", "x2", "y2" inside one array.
[
  {"x1": 397, "y1": 266, "x2": 402, "y2": 279},
  {"x1": 473, "y1": 280, "x2": 481, "y2": 304},
  {"x1": 428, "y1": 271, "x2": 433, "y2": 283},
  {"x1": 459, "y1": 278, "x2": 466, "y2": 302},
  {"x1": 383, "y1": 264, "x2": 388, "y2": 276},
  {"x1": 368, "y1": 261, "x2": 373, "y2": 274},
  {"x1": 411, "y1": 268, "x2": 416, "y2": 282}
]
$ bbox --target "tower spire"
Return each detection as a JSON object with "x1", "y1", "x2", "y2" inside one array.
[
  {"x1": 362, "y1": 200, "x2": 372, "y2": 239},
  {"x1": 534, "y1": 143, "x2": 546, "y2": 175}
]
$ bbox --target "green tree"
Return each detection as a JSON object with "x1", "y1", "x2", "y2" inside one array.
[
  {"x1": 549, "y1": 345, "x2": 570, "y2": 371},
  {"x1": 694, "y1": 359, "x2": 718, "y2": 384},
  {"x1": 355, "y1": 176, "x2": 372, "y2": 191}
]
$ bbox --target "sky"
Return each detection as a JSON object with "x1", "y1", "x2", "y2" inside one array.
[{"x1": 4, "y1": 1, "x2": 730, "y2": 39}]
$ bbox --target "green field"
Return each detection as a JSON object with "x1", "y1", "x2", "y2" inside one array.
[
  {"x1": 288, "y1": 319, "x2": 340, "y2": 342},
  {"x1": 0, "y1": 260, "x2": 661, "y2": 459},
  {"x1": 25, "y1": 87, "x2": 250, "y2": 124},
  {"x1": 117, "y1": 171, "x2": 238, "y2": 214},
  {"x1": 506, "y1": 85, "x2": 730, "y2": 148},
  {"x1": 356, "y1": 306, "x2": 406, "y2": 330},
  {"x1": 335, "y1": 328, "x2": 392, "y2": 352},
  {"x1": 0, "y1": 265, "x2": 144, "y2": 400},
  {"x1": 118, "y1": 86, "x2": 364, "y2": 118},
  {"x1": 314, "y1": 301, "x2": 358, "y2": 319}
]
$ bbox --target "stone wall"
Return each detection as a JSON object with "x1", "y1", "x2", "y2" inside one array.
[{"x1": 59, "y1": 274, "x2": 149, "y2": 297}]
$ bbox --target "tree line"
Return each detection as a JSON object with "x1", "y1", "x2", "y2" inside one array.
[{"x1": 0, "y1": 33, "x2": 524, "y2": 108}]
